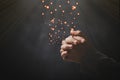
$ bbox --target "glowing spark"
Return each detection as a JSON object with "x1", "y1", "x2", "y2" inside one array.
[
  {"x1": 76, "y1": 2, "x2": 79, "y2": 5},
  {"x1": 45, "y1": 5, "x2": 50, "y2": 9},
  {"x1": 72, "y1": 6, "x2": 76, "y2": 10},
  {"x1": 42, "y1": 12, "x2": 44, "y2": 15},
  {"x1": 50, "y1": 34, "x2": 52, "y2": 37},
  {"x1": 67, "y1": 0, "x2": 70, "y2": 4},
  {"x1": 50, "y1": 2, "x2": 53, "y2": 5},
  {"x1": 50, "y1": 18, "x2": 55, "y2": 23},
  {"x1": 42, "y1": 0, "x2": 45, "y2": 3},
  {"x1": 50, "y1": 11, "x2": 53, "y2": 14},
  {"x1": 62, "y1": 10, "x2": 65, "y2": 13},
  {"x1": 64, "y1": 21, "x2": 67, "y2": 24},
  {"x1": 41, "y1": 0, "x2": 80, "y2": 45},
  {"x1": 55, "y1": 9, "x2": 57, "y2": 11},
  {"x1": 59, "y1": 5, "x2": 61, "y2": 7},
  {"x1": 77, "y1": 13, "x2": 80, "y2": 15},
  {"x1": 49, "y1": 24, "x2": 51, "y2": 26},
  {"x1": 73, "y1": 17, "x2": 76, "y2": 20}
]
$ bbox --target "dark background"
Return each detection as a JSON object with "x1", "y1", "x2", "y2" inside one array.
[{"x1": 0, "y1": 0, "x2": 119, "y2": 80}]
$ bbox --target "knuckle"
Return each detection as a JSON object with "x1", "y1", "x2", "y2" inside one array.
[
  {"x1": 62, "y1": 51, "x2": 67, "y2": 54},
  {"x1": 60, "y1": 49, "x2": 64, "y2": 53},
  {"x1": 62, "y1": 40, "x2": 66, "y2": 44},
  {"x1": 65, "y1": 37, "x2": 69, "y2": 42},
  {"x1": 81, "y1": 38, "x2": 86, "y2": 43},
  {"x1": 61, "y1": 52, "x2": 67, "y2": 57},
  {"x1": 65, "y1": 36, "x2": 72, "y2": 41},
  {"x1": 61, "y1": 45, "x2": 66, "y2": 49}
]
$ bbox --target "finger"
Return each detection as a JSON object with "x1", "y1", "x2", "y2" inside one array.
[
  {"x1": 61, "y1": 51, "x2": 68, "y2": 58},
  {"x1": 65, "y1": 36, "x2": 80, "y2": 45},
  {"x1": 73, "y1": 36, "x2": 86, "y2": 43},
  {"x1": 61, "y1": 44, "x2": 72, "y2": 50},
  {"x1": 60, "y1": 49, "x2": 64, "y2": 53},
  {"x1": 62, "y1": 40, "x2": 66, "y2": 44},
  {"x1": 65, "y1": 36, "x2": 75, "y2": 44},
  {"x1": 70, "y1": 28, "x2": 81, "y2": 36}
]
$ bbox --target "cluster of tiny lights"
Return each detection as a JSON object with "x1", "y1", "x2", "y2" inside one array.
[{"x1": 41, "y1": 0, "x2": 80, "y2": 45}]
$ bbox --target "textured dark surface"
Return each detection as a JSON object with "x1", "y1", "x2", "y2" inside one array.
[{"x1": 0, "y1": 0, "x2": 119, "y2": 80}]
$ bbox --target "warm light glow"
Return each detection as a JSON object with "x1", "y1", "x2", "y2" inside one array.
[
  {"x1": 50, "y1": 34, "x2": 52, "y2": 37},
  {"x1": 41, "y1": 0, "x2": 81, "y2": 45},
  {"x1": 64, "y1": 21, "x2": 67, "y2": 24},
  {"x1": 76, "y1": 2, "x2": 79, "y2": 5},
  {"x1": 42, "y1": 0, "x2": 45, "y2": 3},
  {"x1": 50, "y1": 2, "x2": 53, "y2": 5},
  {"x1": 55, "y1": 9, "x2": 57, "y2": 11},
  {"x1": 67, "y1": 0, "x2": 70, "y2": 4},
  {"x1": 72, "y1": 6, "x2": 76, "y2": 10},
  {"x1": 50, "y1": 11, "x2": 53, "y2": 14},
  {"x1": 44, "y1": 5, "x2": 50, "y2": 9},
  {"x1": 77, "y1": 13, "x2": 80, "y2": 15},
  {"x1": 59, "y1": 5, "x2": 61, "y2": 7},
  {"x1": 50, "y1": 18, "x2": 55, "y2": 23},
  {"x1": 62, "y1": 10, "x2": 65, "y2": 13},
  {"x1": 42, "y1": 12, "x2": 44, "y2": 15}
]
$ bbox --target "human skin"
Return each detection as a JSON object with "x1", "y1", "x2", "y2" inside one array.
[{"x1": 60, "y1": 28, "x2": 97, "y2": 63}]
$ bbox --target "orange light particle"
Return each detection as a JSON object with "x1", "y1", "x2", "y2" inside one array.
[
  {"x1": 76, "y1": 2, "x2": 79, "y2": 5},
  {"x1": 42, "y1": 0, "x2": 45, "y2": 3},
  {"x1": 77, "y1": 13, "x2": 80, "y2": 15},
  {"x1": 50, "y1": 18, "x2": 55, "y2": 23},
  {"x1": 50, "y1": 2, "x2": 53, "y2": 5},
  {"x1": 50, "y1": 11, "x2": 53, "y2": 14},
  {"x1": 42, "y1": 12, "x2": 44, "y2": 15},
  {"x1": 59, "y1": 5, "x2": 61, "y2": 7},
  {"x1": 45, "y1": 5, "x2": 50, "y2": 9},
  {"x1": 67, "y1": 0, "x2": 70, "y2": 4},
  {"x1": 72, "y1": 6, "x2": 76, "y2": 10},
  {"x1": 64, "y1": 21, "x2": 67, "y2": 24},
  {"x1": 62, "y1": 10, "x2": 65, "y2": 13},
  {"x1": 55, "y1": 9, "x2": 57, "y2": 11}
]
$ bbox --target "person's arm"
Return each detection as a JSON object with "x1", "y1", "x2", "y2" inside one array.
[{"x1": 60, "y1": 29, "x2": 120, "y2": 79}]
